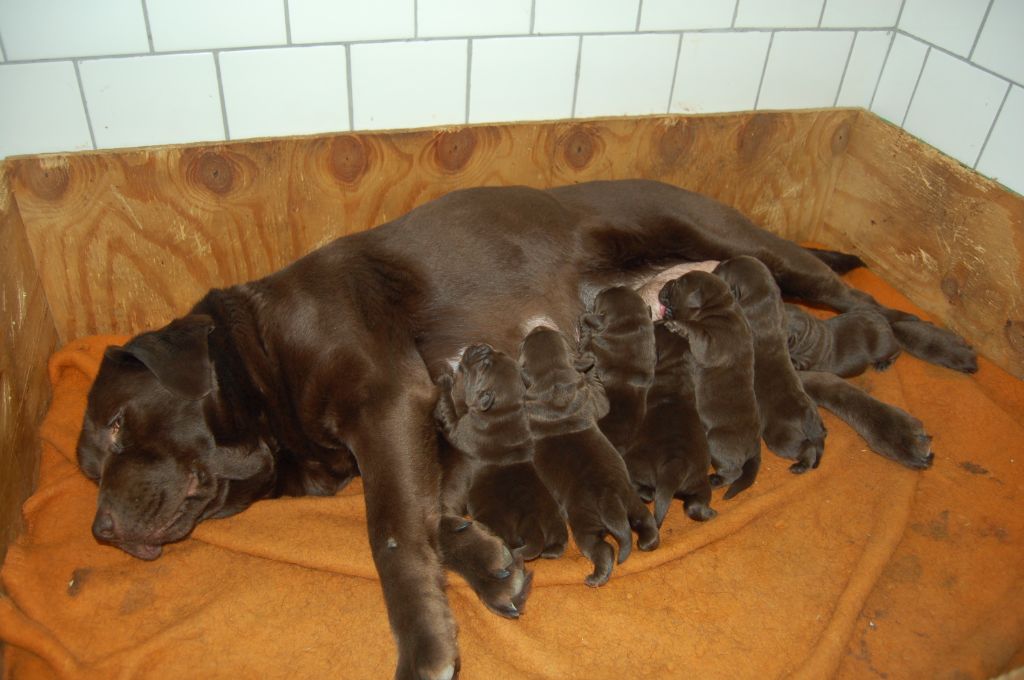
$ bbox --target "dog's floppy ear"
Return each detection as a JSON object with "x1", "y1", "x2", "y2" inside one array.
[
  {"x1": 579, "y1": 312, "x2": 605, "y2": 333},
  {"x1": 475, "y1": 390, "x2": 496, "y2": 412},
  {"x1": 111, "y1": 315, "x2": 216, "y2": 400},
  {"x1": 207, "y1": 441, "x2": 274, "y2": 481}
]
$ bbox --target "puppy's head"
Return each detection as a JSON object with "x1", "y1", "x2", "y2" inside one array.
[
  {"x1": 454, "y1": 343, "x2": 525, "y2": 415},
  {"x1": 77, "y1": 315, "x2": 272, "y2": 560},
  {"x1": 712, "y1": 256, "x2": 779, "y2": 308},
  {"x1": 519, "y1": 327, "x2": 607, "y2": 419},
  {"x1": 581, "y1": 286, "x2": 651, "y2": 336},
  {"x1": 658, "y1": 271, "x2": 733, "y2": 324}
]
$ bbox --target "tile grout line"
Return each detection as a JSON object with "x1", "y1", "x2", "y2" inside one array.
[
  {"x1": 832, "y1": 29, "x2": 857, "y2": 107},
  {"x1": 753, "y1": 31, "x2": 774, "y2": 110},
  {"x1": 413, "y1": 0, "x2": 418, "y2": 38},
  {"x1": 140, "y1": 0, "x2": 155, "y2": 52},
  {"x1": 0, "y1": 31, "x2": 7, "y2": 61},
  {"x1": 730, "y1": 0, "x2": 739, "y2": 28},
  {"x1": 529, "y1": 0, "x2": 536, "y2": 33},
  {"x1": 213, "y1": 51, "x2": 231, "y2": 141},
  {"x1": 345, "y1": 44, "x2": 355, "y2": 131},
  {"x1": 635, "y1": 0, "x2": 643, "y2": 31},
  {"x1": 464, "y1": 40, "x2": 472, "y2": 124},
  {"x1": 893, "y1": 28, "x2": 1015, "y2": 89},
  {"x1": 665, "y1": 32, "x2": 683, "y2": 114},
  {"x1": 900, "y1": 44, "x2": 929, "y2": 127},
  {"x1": 570, "y1": 36, "x2": 582, "y2": 118},
  {"x1": 972, "y1": 81, "x2": 1011, "y2": 170},
  {"x1": 283, "y1": 0, "x2": 293, "y2": 45},
  {"x1": 968, "y1": 0, "x2": 995, "y2": 61},
  {"x1": 817, "y1": 0, "x2": 827, "y2": 28},
  {"x1": 73, "y1": 60, "x2": 98, "y2": 150},
  {"x1": 867, "y1": 28, "x2": 899, "y2": 111}
]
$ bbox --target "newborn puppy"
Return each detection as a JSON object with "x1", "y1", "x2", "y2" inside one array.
[
  {"x1": 520, "y1": 327, "x2": 659, "y2": 587},
  {"x1": 623, "y1": 323, "x2": 715, "y2": 526},
  {"x1": 786, "y1": 305, "x2": 901, "y2": 378},
  {"x1": 659, "y1": 272, "x2": 761, "y2": 499},
  {"x1": 579, "y1": 286, "x2": 657, "y2": 452},
  {"x1": 713, "y1": 257, "x2": 826, "y2": 474}
]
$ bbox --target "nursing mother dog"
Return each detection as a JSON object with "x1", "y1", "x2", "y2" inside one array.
[{"x1": 75, "y1": 179, "x2": 976, "y2": 680}]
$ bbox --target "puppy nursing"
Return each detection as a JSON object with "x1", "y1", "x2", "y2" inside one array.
[{"x1": 786, "y1": 305, "x2": 901, "y2": 377}]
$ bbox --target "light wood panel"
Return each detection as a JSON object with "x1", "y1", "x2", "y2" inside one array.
[
  {"x1": 819, "y1": 112, "x2": 1024, "y2": 378},
  {"x1": 7, "y1": 110, "x2": 856, "y2": 341},
  {"x1": 0, "y1": 162, "x2": 60, "y2": 565}
]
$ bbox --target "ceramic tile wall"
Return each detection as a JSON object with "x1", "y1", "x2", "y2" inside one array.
[{"x1": 0, "y1": 0, "x2": 1020, "y2": 194}]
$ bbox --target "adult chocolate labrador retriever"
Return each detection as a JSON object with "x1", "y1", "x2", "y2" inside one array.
[{"x1": 77, "y1": 179, "x2": 975, "y2": 679}]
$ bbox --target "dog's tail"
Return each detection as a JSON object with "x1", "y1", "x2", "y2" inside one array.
[
  {"x1": 723, "y1": 454, "x2": 761, "y2": 500},
  {"x1": 803, "y1": 246, "x2": 866, "y2": 274}
]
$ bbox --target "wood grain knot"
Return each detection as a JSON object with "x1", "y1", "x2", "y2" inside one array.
[
  {"x1": 1005, "y1": 320, "x2": 1024, "y2": 354},
  {"x1": 736, "y1": 114, "x2": 777, "y2": 164},
  {"x1": 19, "y1": 160, "x2": 70, "y2": 201},
  {"x1": 562, "y1": 127, "x2": 597, "y2": 170},
  {"x1": 657, "y1": 122, "x2": 695, "y2": 167},
  {"x1": 831, "y1": 120, "x2": 851, "y2": 156},
  {"x1": 192, "y1": 152, "x2": 234, "y2": 194},
  {"x1": 330, "y1": 135, "x2": 368, "y2": 184},
  {"x1": 434, "y1": 129, "x2": 476, "y2": 173}
]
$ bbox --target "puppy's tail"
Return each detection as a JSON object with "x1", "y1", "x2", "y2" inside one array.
[
  {"x1": 803, "y1": 246, "x2": 866, "y2": 274},
  {"x1": 723, "y1": 454, "x2": 761, "y2": 500}
]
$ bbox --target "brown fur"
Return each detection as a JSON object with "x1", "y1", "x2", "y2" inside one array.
[
  {"x1": 519, "y1": 327, "x2": 659, "y2": 586},
  {"x1": 579, "y1": 286, "x2": 657, "y2": 453},
  {"x1": 623, "y1": 323, "x2": 715, "y2": 525},
  {"x1": 785, "y1": 305, "x2": 901, "y2": 378},
  {"x1": 713, "y1": 257, "x2": 826, "y2": 474},
  {"x1": 77, "y1": 180, "x2": 974, "y2": 678},
  {"x1": 659, "y1": 272, "x2": 762, "y2": 499}
]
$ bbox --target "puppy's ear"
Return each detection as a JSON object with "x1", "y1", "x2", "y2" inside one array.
[
  {"x1": 574, "y1": 351, "x2": 597, "y2": 374},
  {"x1": 579, "y1": 312, "x2": 605, "y2": 333},
  {"x1": 119, "y1": 315, "x2": 216, "y2": 400},
  {"x1": 476, "y1": 390, "x2": 496, "y2": 412},
  {"x1": 551, "y1": 383, "x2": 575, "y2": 409}
]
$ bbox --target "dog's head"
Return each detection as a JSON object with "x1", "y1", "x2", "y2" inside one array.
[
  {"x1": 452, "y1": 343, "x2": 525, "y2": 415},
  {"x1": 77, "y1": 315, "x2": 273, "y2": 560},
  {"x1": 712, "y1": 256, "x2": 779, "y2": 309},
  {"x1": 580, "y1": 286, "x2": 651, "y2": 338},
  {"x1": 658, "y1": 271, "x2": 733, "y2": 325}
]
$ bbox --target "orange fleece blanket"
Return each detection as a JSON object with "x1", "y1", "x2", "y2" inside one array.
[{"x1": 2, "y1": 268, "x2": 1022, "y2": 679}]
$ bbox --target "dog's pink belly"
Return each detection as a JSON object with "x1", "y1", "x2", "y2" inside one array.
[{"x1": 634, "y1": 261, "x2": 720, "y2": 319}]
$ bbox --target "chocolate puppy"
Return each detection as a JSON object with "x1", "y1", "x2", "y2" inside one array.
[
  {"x1": 579, "y1": 286, "x2": 657, "y2": 452},
  {"x1": 713, "y1": 257, "x2": 826, "y2": 474},
  {"x1": 520, "y1": 327, "x2": 659, "y2": 587},
  {"x1": 623, "y1": 323, "x2": 715, "y2": 525},
  {"x1": 786, "y1": 305, "x2": 901, "y2": 378},
  {"x1": 659, "y1": 272, "x2": 761, "y2": 499}
]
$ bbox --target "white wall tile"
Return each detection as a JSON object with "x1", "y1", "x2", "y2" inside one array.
[
  {"x1": 470, "y1": 37, "x2": 578, "y2": 123},
  {"x1": 903, "y1": 49, "x2": 1008, "y2": 166},
  {"x1": 871, "y1": 33, "x2": 927, "y2": 124},
  {"x1": 146, "y1": 0, "x2": 286, "y2": 52},
  {"x1": 735, "y1": 0, "x2": 824, "y2": 28},
  {"x1": 419, "y1": 0, "x2": 531, "y2": 37},
  {"x1": 289, "y1": 0, "x2": 414, "y2": 43},
  {"x1": 575, "y1": 34, "x2": 678, "y2": 117},
  {"x1": 977, "y1": 86, "x2": 1024, "y2": 195},
  {"x1": 220, "y1": 46, "x2": 349, "y2": 140},
  {"x1": 0, "y1": 62, "x2": 92, "y2": 158},
  {"x1": 534, "y1": 0, "x2": 640, "y2": 34},
  {"x1": 758, "y1": 31, "x2": 853, "y2": 109},
  {"x1": 351, "y1": 40, "x2": 466, "y2": 131},
  {"x1": 836, "y1": 30, "x2": 892, "y2": 107},
  {"x1": 899, "y1": 0, "x2": 989, "y2": 58},
  {"x1": 0, "y1": 0, "x2": 148, "y2": 60},
  {"x1": 640, "y1": 0, "x2": 737, "y2": 31},
  {"x1": 820, "y1": 0, "x2": 901, "y2": 28},
  {"x1": 671, "y1": 32, "x2": 770, "y2": 113},
  {"x1": 79, "y1": 54, "x2": 224, "y2": 149},
  {"x1": 972, "y1": 0, "x2": 1024, "y2": 86}
]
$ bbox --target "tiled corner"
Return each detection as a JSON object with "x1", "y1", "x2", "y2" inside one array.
[
  {"x1": 350, "y1": 40, "x2": 467, "y2": 131},
  {"x1": 288, "y1": 0, "x2": 415, "y2": 44},
  {"x1": 0, "y1": 0, "x2": 148, "y2": 60},
  {"x1": 758, "y1": 31, "x2": 854, "y2": 109},
  {"x1": 836, "y1": 31, "x2": 892, "y2": 107},
  {"x1": 575, "y1": 34, "x2": 678, "y2": 117},
  {"x1": 734, "y1": 0, "x2": 824, "y2": 28},
  {"x1": 971, "y1": 0, "x2": 1024, "y2": 86},
  {"x1": 639, "y1": 0, "x2": 737, "y2": 31},
  {"x1": 871, "y1": 33, "x2": 927, "y2": 125},
  {"x1": 903, "y1": 49, "x2": 1008, "y2": 167},
  {"x1": 146, "y1": 0, "x2": 286, "y2": 52},
  {"x1": 0, "y1": 61, "x2": 92, "y2": 157},
  {"x1": 469, "y1": 36, "x2": 578, "y2": 123},
  {"x1": 79, "y1": 54, "x2": 224, "y2": 149},
  {"x1": 977, "y1": 86, "x2": 1024, "y2": 196},
  {"x1": 220, "y1": 46, "x2": 349, "y2": 140},
  {"x1": 671, "y1": 32, "x2": 770, "y2": 113},
  {"x1": 899, "y1": 0, "x2": 989, "y2": 58},
  {"x1": 418, "y1": 0, "x2": 532, "y2": 38},
  {"x1": 533, "y1": 0, "x2": 640, "y2": 34},
  {"x1": 820, "y1": 0, "x2": 901, "y2": 28}
]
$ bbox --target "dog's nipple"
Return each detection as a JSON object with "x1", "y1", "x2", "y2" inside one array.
[{"x1": 385, "y1": 537, "x2": 398, "y2": 550}]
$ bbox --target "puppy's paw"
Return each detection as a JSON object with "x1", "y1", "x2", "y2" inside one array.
[
  {"x1": 866, "y1": 414, "x2": 934, "y2": 470},
  {"x1": 892, "y1": 320, "x2": 978, "y2": 374},
  {"x1": 439, "y1": 517, "x2": 532, "y2": 618},
  {"x1": 685, "y1": 503, "x2": 717, "y2": 522}
]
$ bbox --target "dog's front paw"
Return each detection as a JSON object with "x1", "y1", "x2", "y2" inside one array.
[
  {"x1": 439, "y1": 516, "x2": 532, "y2": 618},
  {"x1": 892, "y1": 320, "x2": 977, "y2": 374},
  {"x1": 394, "y1": 597, "x2": 460, "y2": 680}
]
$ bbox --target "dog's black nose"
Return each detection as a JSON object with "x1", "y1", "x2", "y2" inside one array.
[{"x1": 92, "y1": 510, "x2": 117, "y2": 541}]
